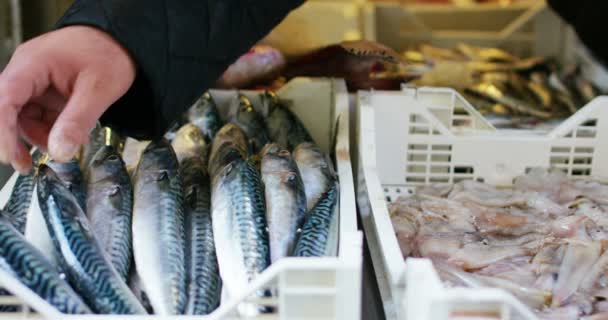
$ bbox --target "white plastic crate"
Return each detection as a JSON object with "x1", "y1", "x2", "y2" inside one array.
[
  {"x1": 355, "y1": 86, "x2": 608, "y2": 320},
  {"x1": 363, "y1": 1, "x2": 576, "y2": 61},
  {"x1": 0, "y1": 77, "x2": 362, "y2": 319}
]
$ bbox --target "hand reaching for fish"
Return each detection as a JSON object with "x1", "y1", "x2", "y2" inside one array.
[{"x1": 0, "y1": 26, "x2": 135, "y2": 173}]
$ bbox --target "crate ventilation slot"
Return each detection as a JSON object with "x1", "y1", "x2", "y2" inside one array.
[
  {"x1": 405, "y1": 143, "x2": 476, "y2": 186},
  {"x1": 563, "y1": 118, "x2": 598, "y2": 139},
  {"x1": 550, "y1": 146, "x2": 594, "y2": 176},
  {"x1": 409, "y1": 114, "x2": 441, "y2": 135}
]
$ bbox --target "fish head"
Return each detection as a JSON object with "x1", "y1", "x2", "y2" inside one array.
[
  {"x1": 45, "y1": 158, "x2": 83, "y2": 191},
  {"x1": 172, "y1": 124, "x2": 206, "y2": 161},
  {"x1": 261, "y1": 144, "x2": 304, "y2": 193},
  {"x1": 212, "y1": 123, "x2": 248, "y2": 156},
  {"x1": 260, "y1": 91, "x2": 280, "y2": 113},
  {"x1": 136, "y1": 140, "x2": 179, "y2": 184},
  {"x1": 209, "y1": 143, "x2": 245, "y2": 177},
  {"x1": 88, "y1": 146, "x2": 126, "y2": 182},
  {"x1": 36, "y1": 164, "x2": 65, "y2": 200},
  {"x1": 232, "y1": 94, "x2": 262, "y2": 128},
  {"x1": 188, "y1": 92, "x2": 215, "y2": 118}
]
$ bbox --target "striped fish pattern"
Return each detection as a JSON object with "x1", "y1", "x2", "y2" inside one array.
[
  {"x1": 181, "y1": 158, "x2": 221, "y2": 315},
  {"x1": 3, "y1": 150, "x2": 42, "y2": 234},
  {"x1": 0, "y1": 215, "x2": 91, "y2": 314},
  {"x1": 86, "y1": 146, "x2": 133, "y2": 281},
  {"x1": 132, "y1": 140, "x2": 187, "y2": 315},
  {"x1": 37, "y1": 165, "x2": 145, "y2": 314},
  {"x1": 212, "y1": 158, "x2": 270, "y2": 301},
  {"x1": 293, "y1": 183, "x2": 339, "y2": 257}
]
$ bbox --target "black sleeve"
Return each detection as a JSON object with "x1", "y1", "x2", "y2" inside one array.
[
  {"x1": 56, "y1": 0, "x2": 304, "y2": 140},
  {"x1": 548, "y1": 0, "x2": 608, "y2": 66}
]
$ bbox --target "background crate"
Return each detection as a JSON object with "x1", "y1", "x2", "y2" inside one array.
[
  {"x1": 0, "y1": 77, "x2": 362, "y2": 320},
  {"x1": 363, "y1": 0, "x2": 577, "y2": 61},
  {"x1": 356, "y1": 86, "x2": 608, "y2": 320}
]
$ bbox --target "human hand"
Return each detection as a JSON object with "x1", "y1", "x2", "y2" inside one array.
[{"x1": 0, "y1": 26, "x2": 136, "y2": 174}]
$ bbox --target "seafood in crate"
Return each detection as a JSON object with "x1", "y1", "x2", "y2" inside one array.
[
  {"x1": 389, "y1": 169, "x2": 608, "y2": 319},
  {"x1": 0, "y1": 78, "x2": 361, "y2": 319},
  {"x1": 356, "y1": 87, "x2": 608, "y2": 320}
]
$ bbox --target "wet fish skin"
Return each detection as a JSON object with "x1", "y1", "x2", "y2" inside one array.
[
  {"x1": 293, "y1": 142, "x2": 335, "y2": 211},
  {"x1": 262, "y1": 92, "x2": 314, "y2": 150},
  {"x1": 127, "y1": 267, "x2": 154, "y2": 314},
  {"x1": 171, "y1": 124, "x2": 207, "y2": 164},
  {"x1": 188, "y1": 92, "x2": 224, "y2": 142},
  {"x1": 46, "y1": 158, "x2": 87, "y2": 211},
  {"x1": 132, "y1": 140, "x2": 186, "y2": 315},
  {"x1": 208, "y1": 123, "x2": 249, "y2": 178},
  {"x1": 3, "y1": 150, "x2": 42, "y2": 234},
  {"x1": 0, "y1": 215, "x2": 92, "y2": 314},
  {"x1": 36, "y1": 165, "x2": 145, "y2": 314},
  {"x1": 211, "y1": 157, "x2": 270, "y2": 302},
  {"x1": 293, "y1": 183, "x2": 339, "y2": 257},
  {"x1": 261, "y1": 144, "x2": 307, "y2": 262},
  {"x1": 181, "y1": 158, "x2": 221, "y2": 315},
  {"x1": 80, "y1": 124, "x2": 106, "y2": 170},
  {"x1": 86, "y1": 146, "x2": 133, "y2": 282},
  {"x1": 229, "y1": 94, "x2": 269, "y2": 153}
]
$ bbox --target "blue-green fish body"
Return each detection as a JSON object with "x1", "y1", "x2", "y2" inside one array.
[
  {"x1": 260, "y1": 144, "x2": 307, "y2": 262},
  {"x1": 37, "y1": 165, "x2": 145, "y2": 314},
  {"x1": 262, "y1": 92, "x2": 314, "y2": 150},
  {"x1": 211, "y1": 157, "x2": 270, "y2": 307},
  {"x1": 229, "y1": 94, "x2": 269, "y2": 153},
  {"x1": 293, "y1": 183, "x2": 339, "y2": 257},
  {"x1": 86, "y1": 146, "x2": 133, "y2": 282},
  {"x1": 132, "y1": 140, "x2": 186, "y2": 315},
  {"x1": 2, "y1": 150, "x2": 43, "y2": 234},
  {"x1": 0, "y1": 215, "x2": 91, "y2": 314},
  {"x1": 188, "y1": 92, "x2": 224, "y2": 143},
  {"x1": 181, "y1": 158, "x2": 221, "y2": 315}
]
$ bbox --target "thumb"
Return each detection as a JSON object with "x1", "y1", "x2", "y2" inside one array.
[{"x1": 48, "y1": 74, "x2": 117, "y2": 162}]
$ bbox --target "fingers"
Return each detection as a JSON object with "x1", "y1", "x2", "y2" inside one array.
[
  {"x1": 18, "y1": 103, "x2": 59, "y2": 151},
  {"x1": 0, "y1": 52, "x2": 50, "y2": 173},
  {"x1": 48, "y1": 74, "x2": 116, "y2": 162}
]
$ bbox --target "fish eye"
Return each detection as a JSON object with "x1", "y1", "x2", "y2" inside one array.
[{"x1": 157, "y1": 171, "x2": 169, "y2": 181}]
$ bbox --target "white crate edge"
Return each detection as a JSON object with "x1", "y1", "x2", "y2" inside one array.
[
  {"x1": 356, "y1": 87, "x2": 608, "y2": 320},
  {"x1": 0, "y1": 78, "x2": 362, "y2": 320}
]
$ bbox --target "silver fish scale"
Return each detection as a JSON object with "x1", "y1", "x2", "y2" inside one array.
[
  {"x1": 233, "y1": 161, "x2": 270, "y2": 281},
  {"x1": 3, "y1": 151, "x2": 43, "y2": 234},
  {"x1": 3, "y1": 174, "x2": 35, "y2": 234},
  {"x1": 182, "y1": 159, "x2": 221, "y2": 315},
  {"x1": 153, "y1": 171, "x2": 187, "y2": 314},
  {"x1": 86, "y1": 148, "x2": 133, "y2": 282},
  {"x1": 0, "y1": 217, "x2": 91, "y2": 314},
  {"x1": 38, "y1": 173, "x2": 145, "y2": 314},
  {"x1": 293, "y1": 183, "x2": 339, "y2": 257}
]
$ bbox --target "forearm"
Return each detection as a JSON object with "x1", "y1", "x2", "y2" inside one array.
[{"x1": 56, "y1": 0, "x2": 303, "y2": 139}]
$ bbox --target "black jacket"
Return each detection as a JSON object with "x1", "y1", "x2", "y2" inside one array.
[
  {"x1": 57, "y1": 0, "x2": 601, "y2": 139},
  {"x1": 547, "y1": 0, "x2": 608, "y2": 65},
  {"x1": 56, "y1": 0, "x2": 304, "y2": 140}
]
